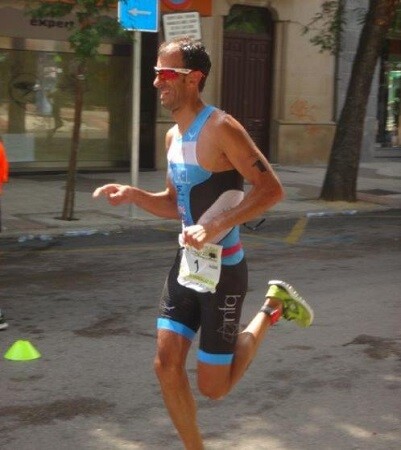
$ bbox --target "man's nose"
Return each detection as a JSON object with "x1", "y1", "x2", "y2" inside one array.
[{"x1": 153, "y1": 74, "x2": 162, "y2": 88}]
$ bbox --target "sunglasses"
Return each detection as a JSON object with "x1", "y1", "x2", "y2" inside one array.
[{"x1": 154, "y1": 67, "x2": 193, "y2": 81}]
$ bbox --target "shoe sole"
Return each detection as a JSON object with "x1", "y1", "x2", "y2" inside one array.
[{"x1": 268, "y1": 280, "x2": 314, "y2": 327}]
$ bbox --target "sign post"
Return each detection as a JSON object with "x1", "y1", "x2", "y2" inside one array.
[
  {"x1": 130, "y1": 30, "x2": 141, "y2": 220},
  {"x1": 118, "y1": 0, "x2": 159, "y2": 219}
]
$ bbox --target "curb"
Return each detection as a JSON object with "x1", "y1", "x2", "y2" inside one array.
[
  {"x1": 1, "y1": 201, "x2": 398, "y2": 243},
  {"x1": 357, "y1": 192, "x2": 401, "y2": 208}
]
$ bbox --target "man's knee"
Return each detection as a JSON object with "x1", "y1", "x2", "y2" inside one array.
[
  {"x1": 197, "y1": 374, "x2": 229, "y2": 400},
  {"x1": 154, "y1": 354, "x2": 183, "y2": 385},
  {"x1": 198, "y1": 381, "x2": 228, "y2": 400},
  {"x1": 154, "y1": 353, "x2": 172, "y2": 377},
  {"x1": 154, "y1": 329, "x2": 192, "y2": 383}
]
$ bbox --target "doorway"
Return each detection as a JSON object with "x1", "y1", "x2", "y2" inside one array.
[{"x1": 222, "y1": 5, "x2": 274, "y2": 158}]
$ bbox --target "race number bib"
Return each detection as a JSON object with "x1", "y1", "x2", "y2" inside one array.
[{"x1": 178, "y1": 243, "x2": 222, "y2": 293}]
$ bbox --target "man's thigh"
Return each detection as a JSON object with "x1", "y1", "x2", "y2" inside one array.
[
  {"x1": 198, "y1": 258, "x2": 248, "y2": 362},
  {"x1": 156, "y1": 329, "x2": 193, "y2": 366},
  {"x1": 197, "y1": 361, "x2": 232, "y2": 399}
]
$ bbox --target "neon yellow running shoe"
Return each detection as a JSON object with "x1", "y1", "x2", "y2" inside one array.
[{"x1": 266, "y1": 280, "x2": 314, "y2": 327}]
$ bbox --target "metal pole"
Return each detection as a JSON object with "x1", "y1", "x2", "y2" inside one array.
[{"x1": 129, "y1": 30, "x2": 142, "y2": 219}]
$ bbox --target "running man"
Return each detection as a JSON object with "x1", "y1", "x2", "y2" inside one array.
[{"x1": 93, "y1": 38, "x2": 313, "y2": 450}]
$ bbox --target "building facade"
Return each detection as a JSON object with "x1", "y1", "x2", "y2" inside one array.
[
  {"x1": 0, "y1": 0, "x2": 396, "y2": 173},
  {"x1": 156, "y1": 0, "x2": 337, "y2": 169}
]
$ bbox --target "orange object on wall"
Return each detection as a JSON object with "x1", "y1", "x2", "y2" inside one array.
[
  {"x1": 161, "y1": 0, "x2": 212, "y2": 16},
  {"x1": 0, "y1": 140, "x2": 9, "y2": 194}
]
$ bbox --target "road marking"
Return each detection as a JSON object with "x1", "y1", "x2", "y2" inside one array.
[{"x1": 284, "y1": 217, "x2": 309, "y2": 245}]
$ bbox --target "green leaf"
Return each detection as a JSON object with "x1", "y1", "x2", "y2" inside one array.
[
  {"x1": 26, "y1": 0, "x2": 130, "y2": 61},
  {"x1": 302, "y1": 0, "x2": 345, "y2": 55},
  {"x1": 27, "y1": 1, "x2": 74, "y2": 18}
]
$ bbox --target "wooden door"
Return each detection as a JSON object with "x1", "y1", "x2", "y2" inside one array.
[{"x1": 222, "y1": 31, "x2": 273, "y2": 158}]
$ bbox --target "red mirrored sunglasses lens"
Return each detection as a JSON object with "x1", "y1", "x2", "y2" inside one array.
[{"x1": 155, "y1": 69, "x2": 180, "y2": 80}]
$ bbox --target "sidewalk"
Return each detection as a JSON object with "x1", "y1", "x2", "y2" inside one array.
[{"x1": 1, "y1": 161, "x2": 400, "y2": 239}]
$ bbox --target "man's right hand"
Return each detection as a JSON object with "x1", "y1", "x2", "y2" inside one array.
[{"x1": 92, "y1": 184, "x2": 133, "y2": 206}]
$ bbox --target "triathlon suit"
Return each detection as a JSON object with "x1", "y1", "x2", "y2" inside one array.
[{"x1": 157, "y1": 105, "x2": 248, "y2": 365}]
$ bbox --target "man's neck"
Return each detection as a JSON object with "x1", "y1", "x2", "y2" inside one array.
[{"x1": 173, "y1": 99, "x2": 205, "y2": 136}]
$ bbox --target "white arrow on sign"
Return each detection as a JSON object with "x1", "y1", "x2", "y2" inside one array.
[{"x1": 129, "y1": 8, "x2": 151, "y2": 16}]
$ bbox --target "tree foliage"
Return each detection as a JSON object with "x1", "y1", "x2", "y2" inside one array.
[
  {"x1": 302, "y1": 0, "x2": 346, "y2": 55},
  {"x1": 27, "y1": 1, "x2": 129, "y2": 220}
]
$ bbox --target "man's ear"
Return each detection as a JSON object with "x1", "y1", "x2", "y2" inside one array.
[{"x1": 188, "y1": 71, "x2": 204, "y2": 89}]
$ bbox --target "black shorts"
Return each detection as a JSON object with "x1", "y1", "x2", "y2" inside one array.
[{"x1": 157, "y1": 249, "x2": 248, "y2": 365}]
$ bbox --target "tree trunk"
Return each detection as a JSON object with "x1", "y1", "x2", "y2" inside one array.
[
  {"x1": 320, "y1": 0, "x2": 399, "y2": 201},
  {"x1": 8, "y1": 50, "x2": 26, "y2": 134},
  {"x1": 61, "y1": 61, "x2": 85, "y2": 221}
]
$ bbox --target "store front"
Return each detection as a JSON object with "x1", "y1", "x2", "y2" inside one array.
[
  {"x1": 0, "y1": 4, "x2": 158, "y2": 172},
  {"x1": 0, "y1": 37, "x2": 134, "y2": 171}
]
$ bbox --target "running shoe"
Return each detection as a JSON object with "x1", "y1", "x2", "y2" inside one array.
[
  {"x1": 266, "y1": 280, "x2": 314, "y2": 327},
  {"x1": 0, "y1": 309, "x2": 8, "y2": 330}
]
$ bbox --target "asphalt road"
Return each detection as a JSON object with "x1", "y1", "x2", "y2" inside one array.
[{"x1": 0, "y1": 210, "x2": 400, "y2": 450}]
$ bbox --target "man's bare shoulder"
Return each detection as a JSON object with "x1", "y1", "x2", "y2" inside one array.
[
  {"x1": 207, "y1": 109, "x2": 251, "y2": 151},
  {"x1": 211, "y1": 109, "x2": 238, "y2": 127},
  {"x1": 208, "y1": 109, "x2": 246, "y2": 136}
]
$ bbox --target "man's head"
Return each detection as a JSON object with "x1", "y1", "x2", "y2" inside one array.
[{"x1": 156, "y1": 38, "x2": 211, "y2": 92}]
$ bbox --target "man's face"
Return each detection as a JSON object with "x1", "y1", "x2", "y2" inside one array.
[{"x1": 153, "y1": 46, "x2": 190, "y2": 112}]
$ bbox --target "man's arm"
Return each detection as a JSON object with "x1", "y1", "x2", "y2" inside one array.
[
  {"x1": 93, "y1": 128, "x2": 180, "y2": 220},
  {"x1": 182, "y1": 113, "x2": 284, "y2": 247},
  {"x1": 92, "y1": 175, "x2": 179, "y2": 220}
]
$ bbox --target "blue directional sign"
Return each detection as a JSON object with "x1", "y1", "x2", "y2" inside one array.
[{"x1": 118, "y1": 0, "x2": 159, "y2": 32}]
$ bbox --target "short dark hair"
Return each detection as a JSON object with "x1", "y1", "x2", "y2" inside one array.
[{"x1": 158, "y1": 37, "x2": 211, "y2": 92}]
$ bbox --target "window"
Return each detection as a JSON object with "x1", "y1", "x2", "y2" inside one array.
[{"x1": 0, "y1": 41, "x2": 131, "y2": 169}]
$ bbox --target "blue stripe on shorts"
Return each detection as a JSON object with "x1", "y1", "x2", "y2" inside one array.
[
  {"x1": 197, "y1": 349, "x2": 233, "y2": 365},
  {"x1": 157, "y1": 317, "x2": 196, "y2": 341}
]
